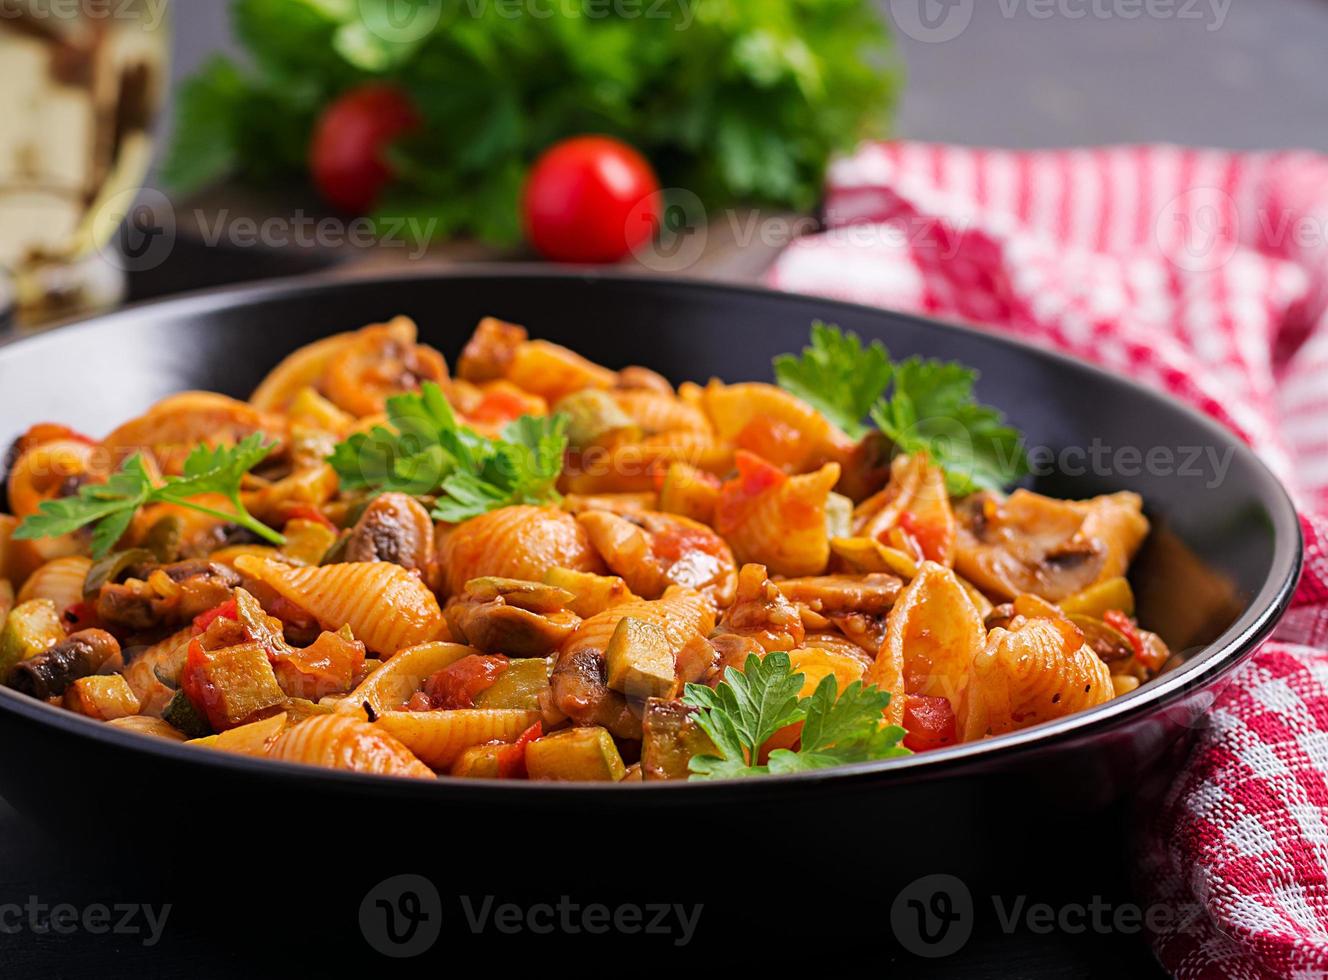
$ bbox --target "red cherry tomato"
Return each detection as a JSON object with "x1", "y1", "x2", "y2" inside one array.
[
  {"x1": 522, "y1": 135, "x2": 662, "y2": 263},
  {"x1": 309, "y1": 84, "x2": 420, "y2": 214}
]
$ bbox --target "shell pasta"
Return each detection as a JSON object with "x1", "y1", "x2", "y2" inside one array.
[{"x1": 0, "y1": 316, "x2": 1171, "y2": 782}]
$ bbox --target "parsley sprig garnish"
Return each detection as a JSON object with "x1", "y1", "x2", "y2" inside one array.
[
  {"x1": 327, "y1": 382, "x2": 568, "y2": 523},
  {"x1": 774, "y1": 322, "x2": 1029, "y2": 495},
  {"x1": 682, "y1": 652, "x2": 909, "y2": 779},
  {"x1": 13, "y1": 434, "x2": 283, "y2": 559}
]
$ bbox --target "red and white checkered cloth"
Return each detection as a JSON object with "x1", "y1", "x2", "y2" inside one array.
[{"x1": 768, "y1": 142, "x2": 1328, "y2": 979}]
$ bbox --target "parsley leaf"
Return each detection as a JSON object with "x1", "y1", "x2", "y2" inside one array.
[
  {"x1": 13, "y1": 434, "x2": 283, "y2": 559},
  {"x1": 870, "y1": 357, "x2": 1028, "y2": 496},
  {"x1": 682, "y1": 652, "x2": 908, "y2": 779},
  {"x1": 767, "y1": 675, "x2": 909, "y2": 774},
  {"x1": 327, "y1": 382, "x2": 569, "y2": 523},
  {"x1": 774, "y1": 323, "x2": 1028, "y2": 495},
  {"x1": 773, "y1": 320, "x2": 893, "y2": 438}
]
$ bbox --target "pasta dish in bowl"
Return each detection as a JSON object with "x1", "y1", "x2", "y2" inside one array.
[{"x1": 0, "y1": 311, "x2": 1187, "y2": 783}]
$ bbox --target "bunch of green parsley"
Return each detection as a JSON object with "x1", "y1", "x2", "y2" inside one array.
[
  {"x1": 774, "y1": 322, "x2": 1030, "y2": 495},
  {"x1": 164, "y1": 0, "x2": 902, "y2": 244}
]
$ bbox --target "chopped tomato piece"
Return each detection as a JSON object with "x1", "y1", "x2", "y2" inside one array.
[
  {"x1": 192, "y1": 599, "x2": 239, "y2": 634},
  {"x1": 496, "y1": 721, "x2": 543, "y2": 779},
  {"x1": 715, "y1": 450, "x2": 786, "y2": 533},
  {"x1": 898, "y1": 511, "x2": 948, "y2": 564},
  {"x1": 902, "y1": 694, "x2": 956, "y2": 752},
  {"x1": 61, "y1": 601, "x2": 100, "y2": 632},
  {"x1": 420, "y1": 654, "x2": 510, "y2": 710},
  {"x1": 1103, "y1": 609, "x2": 1164, "y2": 671}
]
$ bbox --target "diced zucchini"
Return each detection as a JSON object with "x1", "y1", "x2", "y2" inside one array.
[
  {"x1": 0, "y1": 579, "x2": 15, "y2": 627},
  {"x1": 1060, "y1": 577, "x2": 1135, "y2": 618},
  {"x1": 0, "y1": 599, "x2": 65, "y2": 675},
  {"x1": 278, "y1": 519, "x2": 339, "y2": 566},
  {"x1": 472, "y1": 658, "x2": 549, "y2": 711},
  {"x1": 824, "y1": 492, "x2": 853, "y2": 540},
  {"x1": 162, "y1": 689, "x2": 213, "y2": 739},
  {"x1": 541, "y1": 567, "x2": 635, "y2": 618},
  {"x1": 641, "y1": 699, "x2": 717, "y2": 780},
  {"x1": 187, "y1": 642, "x2": 287, "y2": 730},
  {"x1": 63, "y1": 675, "x2": 141, "y2": 721},
  {"x1": 525, "y1": 727, "x2": 626, "y2": 782},
  {"x1": 450, "y1": 743, "x2": 505, "y2": 779},
  {"x1": 657, "y1": 462, "x2": 720, "y2": 524},
  {"x1": 604, "y1": 617, "x2": 675, "y2": 699},
  {"x1": 554, "y1": 390, "x2": 638, "y2": 450}
]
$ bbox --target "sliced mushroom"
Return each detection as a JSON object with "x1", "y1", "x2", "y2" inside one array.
[
  {"x1": 343, "y1": 492, "x2": 435, "y2": 577},
  {"x1": 8, "y1": 629, "x2": 121, "y2": 700},
  {"x1": 776, "y1": 574, "x2": 902, "y2": 617},
  {"x1": 94, "y1": 559, "x2": 240, "y2": 632},
  {"x1": 445, "y1": 595, "x2": 579, "y2": 657},
  {"x1": 547, "y1": 648, "x2": 641, "y2": 740}
]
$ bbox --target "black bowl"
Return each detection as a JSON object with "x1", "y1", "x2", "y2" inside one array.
[{"x1": 0, "y1": 269, "x2": 1302, "y2": 951}]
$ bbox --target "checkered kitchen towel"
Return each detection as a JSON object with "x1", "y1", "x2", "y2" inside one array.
[{"x1": 769, "y1": 142, "x2": 1328, "y2": 978}]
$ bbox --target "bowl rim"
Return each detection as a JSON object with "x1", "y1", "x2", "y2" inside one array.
[{"x1": 0, "y1": 265, "x2": 1304, "y2": 800}]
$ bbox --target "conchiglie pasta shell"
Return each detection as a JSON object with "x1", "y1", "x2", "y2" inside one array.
[
  {"x1": 722, "y1": 463, "x2": 840, "y2": 577},
  {"x1": 563, "y1": 586, "x2": 716, "y2": 658},
  {"x1": 234, "y1": 557, "x2": 443, "y2": 656},
  {"x1": 959, "y1": 619, "x2": 1114, "y2": 741},
  {"x1": 702, "y1": 381, "x2": 853, "y2": 470},
  {"x1": 856, "y1": 454, "x2": 957, "y2": 566},
  {"x1": 563, "y1": 432, "x2": 732, "y2": 494},
  {"x1": 335, "y1": 641, "x2": 479, "y2": 717},
  {"x1": 375, "y1": 709, "x2": 539, "y2": 770},
  {"x1": 17, "y1": 556, "x2": 91, "y2": 611},
  {"x1": 123, "y1": 627, "x2": 194, "y2": 717},
  {"x1": 188, "y1": 712, "x2": 288, "y2": 756},
  {"x1": 250, "y1": 332, "x2": 356, "y2": 412},
  {"x1": 610, "y1": 391, "x2": 711, "y2": 435},
  {"x1": 787, "y1": 648, "x2": 867, "y2": 699},
  {"x1": 268, "y1": 714, "x2": 433, "y2": 778},
  {"x1": 107, "y1": 715, "x2": 187, "y2": 741},
  {"x1": 876, "y1": 561, "x2": 985, "y2": 714},
  {"x1": 437, "y1": 506, "x2": 604, "y2": 596},
  {"x1": 506, "y1": 339, "x2": 616, "y2": 403},
  {"x1": 102, "y1": 392, "x2": 284, "y2": 475}
]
